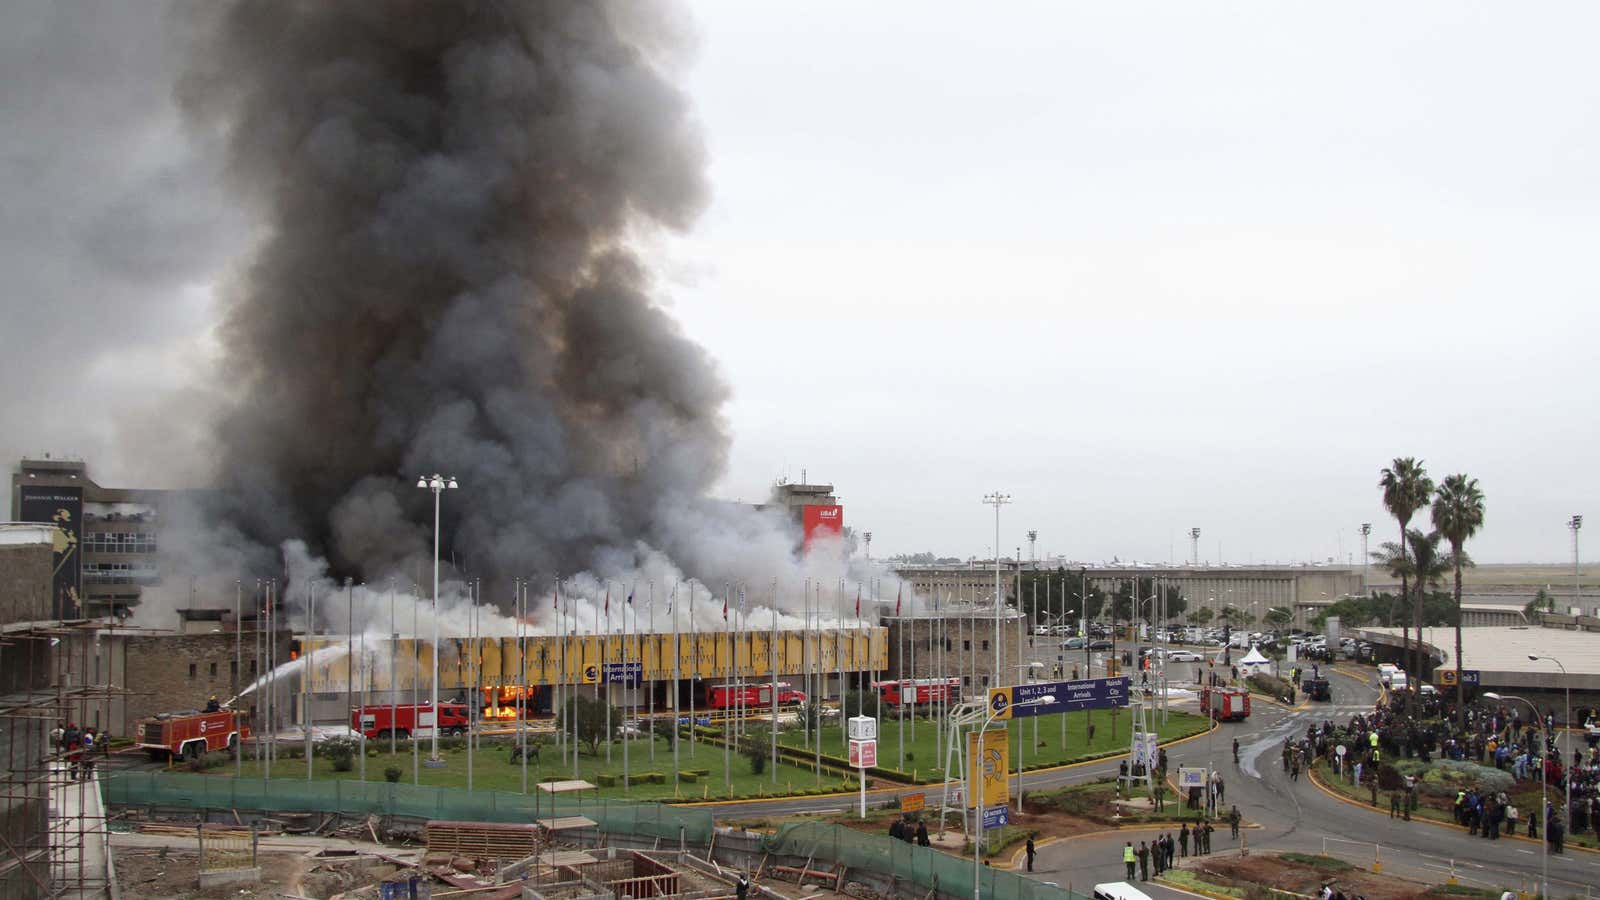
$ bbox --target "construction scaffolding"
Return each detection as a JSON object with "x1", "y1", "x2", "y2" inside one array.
[{"x1": 0, "y1": 620, "x2": 131, "y2": 898}]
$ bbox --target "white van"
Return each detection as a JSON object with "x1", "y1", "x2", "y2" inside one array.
[
  {"x1": 1094, "y1": 883, "x2": 1154, "y2": 900},
  {"x1": 1377, "y1": 663, "x2": 1398, "y2": 687},
  {"x1": 1390, "y1": 671, "x2": 1408, "y2": 691}
]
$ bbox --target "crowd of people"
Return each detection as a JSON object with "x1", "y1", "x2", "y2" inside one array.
[
  {"x1": 1278, "y1": 687, "x2": 1600, "y2": 855},
  {"x1": 48, "y1": 721, "x2": 102, "y2": 781}
]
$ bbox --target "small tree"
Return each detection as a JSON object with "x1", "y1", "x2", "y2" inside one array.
[
  {"x1": 558, "y1": 694, "x2": 618, "y2": 756},
  {"x1": 1190, "y1": 607, "x2": 1215, "y2": 626},
  {"x1": 740, "y1": 724, "x2": 772, "y2": 775},
  {"x1": 1264, "y1": 606, "x2": 1294, "y2": 629}
]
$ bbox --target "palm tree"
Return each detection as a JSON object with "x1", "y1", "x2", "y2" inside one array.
[
  {"x1": 1432, "y1": 474, "x2": 1485, "y2": 726},
  {"x1": 1380, "y1": 458, "x2": 1434, "y2": 678}
]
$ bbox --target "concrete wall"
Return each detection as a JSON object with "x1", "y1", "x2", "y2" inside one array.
[
  {"x1": 885, "y1": 613, "x2": 1026, "y2": 690},
  {"x1": 896, "y1": 564, "x2": 1362, "y2": 630}
]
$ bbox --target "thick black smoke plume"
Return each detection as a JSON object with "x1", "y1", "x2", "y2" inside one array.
[{"x1": 180, "y1": 1, "x2": 729, "y2": 591}]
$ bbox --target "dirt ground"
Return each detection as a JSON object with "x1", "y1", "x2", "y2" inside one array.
[
  {"x1": 1185, "y1": 853, "x2": 1491, "y2": 900},
  {"x1": 114, "y1": 847, "x2": 404, "y2": 899}
]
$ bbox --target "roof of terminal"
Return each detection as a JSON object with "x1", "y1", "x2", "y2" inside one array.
[{"x1": 1359, "y1": 624, "x2": 1600, "y2": 688}]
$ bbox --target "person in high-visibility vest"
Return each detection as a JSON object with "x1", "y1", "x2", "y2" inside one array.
[{"x1": 1123, "y1": 841, "x2": 1136, "y2": 879}]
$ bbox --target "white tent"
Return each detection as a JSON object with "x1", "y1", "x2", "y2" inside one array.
[{"x1": 1237, "y1": 644, "x2": 1271, "y2": 674}]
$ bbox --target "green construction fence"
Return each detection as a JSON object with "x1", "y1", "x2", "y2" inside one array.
[{"x1": 100, "y1": 771, "x2": 715, "y2": 844}]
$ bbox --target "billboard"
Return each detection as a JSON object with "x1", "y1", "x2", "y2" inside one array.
[
  {"x1": 965, "y1": 728, "x2": 1009, "y2": 809},
  {"x1": 801, "y1": 504, "x2": 843, "y2": 553},
  {"x1": 18, "y1": 485, "x2": 83, "y2": 618},
  {"x1": 989, "y1": 676, "x2": 1130, "y2": 720}
]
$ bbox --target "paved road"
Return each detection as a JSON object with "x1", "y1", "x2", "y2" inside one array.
[
  {"x1": 1030, "y1": 666, "x2": 1600, "y2": 896},
  {"x1": 692, "y1": 662, "x2": 1600, "y2": 895}
]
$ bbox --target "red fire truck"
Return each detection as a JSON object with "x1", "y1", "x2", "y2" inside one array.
[
  {"x1": 874, "y1": 678, "x2": 961, "y2": 707},
  {"x1": 704, "y1": 682, "x2": 807, "y2": 710},
  {"x1": 1198, "y1": 686, "x2": 1251, "y2": 722},
  {"x1": 351, "y1": 702, "x2": 470, "y2": 740},
  {"x1": 138, "y1": 709, "x2": 249, "y2": 761}
]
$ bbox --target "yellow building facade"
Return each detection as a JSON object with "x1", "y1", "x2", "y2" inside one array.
[{"x1": 303, "y1": 627, "x2": 889, "y2": 693}]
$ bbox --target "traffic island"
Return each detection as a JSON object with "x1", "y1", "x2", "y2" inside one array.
[
  {"x1": 1162, "y1": 852, "x2": 1508, "y2": 900},
  {"x1": 1309, "y1": 760, "x2": 1600, "y2": 852}
]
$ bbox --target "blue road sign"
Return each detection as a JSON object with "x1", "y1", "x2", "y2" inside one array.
[
  {"x1": 1006, "y1": 677, "x2": 1130, "y2": 718},
  {"x1": 983, "y1": 804, "x2": 1010, "y2": 829},
  {"x1": 604, "y1": 661, "x2": 643, "y2": 683}
]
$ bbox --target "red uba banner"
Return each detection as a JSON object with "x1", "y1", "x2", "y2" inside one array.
[{"x1": 801, "y1": 504, "x2": 844, "y2": 552}]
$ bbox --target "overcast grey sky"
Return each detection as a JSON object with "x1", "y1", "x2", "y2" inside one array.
[
  {"x1": 3, "y1": 2, "x2": 1595, "y2": 565},
  {"x1": 664, "y1": 1, "x2": 1600, "y2": 564}
]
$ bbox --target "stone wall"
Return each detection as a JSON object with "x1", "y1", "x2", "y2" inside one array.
[
  {"x1": 112, "y1": 629, "x2": 290, "y2": 736},
  {"x1": 0, "y1": 542, "x2": 52, "y2": 626},
  {"x1": 885, "y1": 613, "x2": 1026, "y2": 690}
]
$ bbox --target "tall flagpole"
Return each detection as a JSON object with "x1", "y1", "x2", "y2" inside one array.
[
  {"x1": 838, "y1": 579, "x2": 847, "y2": 754},
  {"x1": 723, "y1": 582, "x2": 732, "y2": 797},
  {"x1": 671, "y1": 582, "x2": 680, "y2": 793},
  {"x1": 770, "y1": 578, "x2": 779, "y2": 786},
  {"x1": 689, "y1": 582, "x2": 696, "y2": 754},
  {"x1": 518, "y1": 578, "x2": 527, "y2": 794},
  {"x1": 604, "y1": 584, "x2": 612, "y2": 763},
  {"x1": 648, "y1": 581, "x2": 656, "y2": 763},
  {"x1": 813, "y1": 581, "x2": 821, "y2": 782}
]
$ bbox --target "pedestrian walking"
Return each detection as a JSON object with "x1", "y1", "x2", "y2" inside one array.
[
  {"x1": 1123, "y1": 842, "x2": 1136, "y2": 880},
  {"x1": 1229, "y1": 805, "x2": 1241, "y2": 838},
  {"x1": 1390, "y1": 793, "x2": 1400, "y2": 818},
  {"x1": 1026, "y1": 836, "x2": 1036, "y2": 872}
]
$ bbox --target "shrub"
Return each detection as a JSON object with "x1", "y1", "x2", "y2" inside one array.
[
  {"x1": 595, "y1": 773, "x2": 619, "y2": 787},
  {"x1": 384, "y1": 766, "x2": 403, "y2": 783},
  {"x1": 1377, "y1": 764, "x2": 1403, "y2": 791},
  {"x1": 680, "y1": 771, "x2": 699, "y2": 783},
  {"x1": 1416, "y1": 760, "x2": 1514, "y2": 797},
  {"x1": 186, "y1": 750, "x2": 232, "y2": 773},
  {"x1": 321, "y1": 737, "x2": 360, "y2": 772}
]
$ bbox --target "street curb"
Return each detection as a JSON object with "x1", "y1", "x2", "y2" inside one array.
[
  {"x1": 1154, "y1": 875, "x2": 1241, "y2": 900},
  {"x1": 991, "y1": 834, "x2": 1063, "y2": 869},
  {"x1": 1305, "y1": 763, "x2": 1600, "y2": 856}
]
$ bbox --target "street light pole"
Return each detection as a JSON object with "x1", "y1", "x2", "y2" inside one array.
[
  {"x1": 417, "y1": 474, "x2": 458, "y2": 766},
  {"x1": 1569, "y1": 515, "x2": 1583, "y2": 609},
  {"x1": 970, "y1": 694, "x2": 1053, "y2": 899},
  {"x1": 1485, "y1": 693, "x2": 1547, "y2": 900},
  {"x1": 1529, "y1": 655, "x2": 1570, "y2": 817},
  {"x1": 1359, "y1": 524, "x2": 1372, "y2": 595},
  {"x1": 982, "y1": 493, "x2": 1011, "y2": 691}
]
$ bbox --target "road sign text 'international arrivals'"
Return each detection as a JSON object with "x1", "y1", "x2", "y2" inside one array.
[{"x1": 989, "y1": 676, "x2": 1130, "y2": 720}]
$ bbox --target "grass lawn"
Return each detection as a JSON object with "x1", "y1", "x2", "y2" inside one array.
[
  {"x1": 1310, "y1": 760, "x2": 1598, "y2": 850},
  {"x1": 779, "y1": 709, "x2": 1211, "y2": 779},
  {"x1": 232, "y1": 735, "x2": 852, "y2": 802}
]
